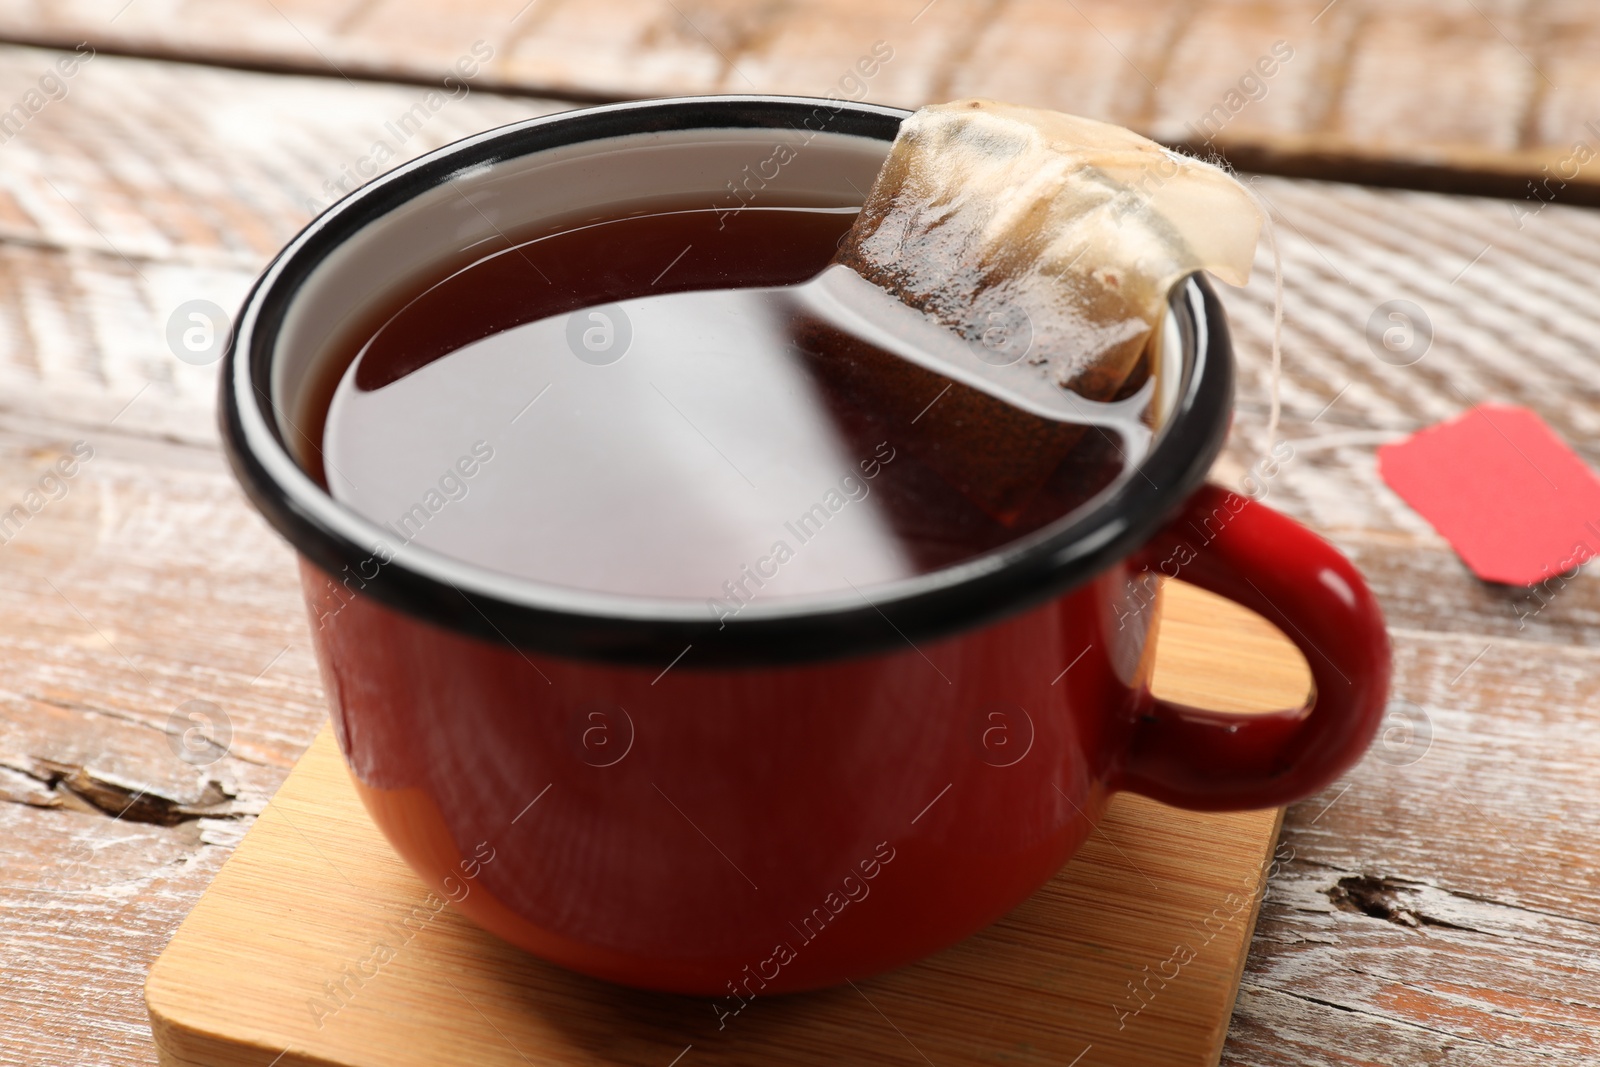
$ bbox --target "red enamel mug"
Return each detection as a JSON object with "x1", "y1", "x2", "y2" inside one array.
[{"x1": 220, "y1": 96, "x2": 1390, "y2": 995}]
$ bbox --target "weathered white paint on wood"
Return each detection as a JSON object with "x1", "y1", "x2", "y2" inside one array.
[
  {"x1": 0, "y1": 45, "x2": 566, "y2": 440},
  {"x1": 3, "y1": 0, "x2": 1600, "y2": 197}
]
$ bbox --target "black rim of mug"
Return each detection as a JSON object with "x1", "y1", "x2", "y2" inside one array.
[{"x1": 219, "y1": 95, "x2": 1235, "y2": 668}]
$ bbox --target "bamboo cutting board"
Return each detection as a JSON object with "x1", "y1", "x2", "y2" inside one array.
[{"x1": 144, "y1": 580, "x2": 1307, "y2": 1067}]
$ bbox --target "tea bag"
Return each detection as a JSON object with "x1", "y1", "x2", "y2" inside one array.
[{"x1": 811, "y1": 98, "x2": 1264, "y2": 521}]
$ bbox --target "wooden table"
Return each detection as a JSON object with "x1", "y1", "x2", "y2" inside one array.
[{"x1": 1, "y1": 5, "x2": 1598, "y2": 1065}]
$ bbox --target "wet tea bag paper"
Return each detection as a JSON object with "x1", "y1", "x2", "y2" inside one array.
[
  {"x1": 811, "y1": 99, "x2": 1264, "y2": 521},
  {"x1": 833, "y1": 98, "x2": 1263, "y2": 402}
]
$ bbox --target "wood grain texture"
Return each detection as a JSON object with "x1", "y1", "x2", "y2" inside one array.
[
  {"x1": 1211, "y1": 169, "x2": 1600, "y2": 1062},
  {"x1": 0, "y1": 45, "x2": 568, "y2": 1067},
  {"x1": 143, "y1": 580, "x2": 1302, "y2": 1067},
  {"x1": 1224, "y1": 633, "x2": 1600, "y2": 1066},
  {"x1": 0, "y1": 43, "x2": 566, "y2": 444},
  {"x1": 0, "y1": 38, "x2": 1596, "y2": 1067},
  {"x1": 4, "y1": 0, "x2": 1600, "y2": 200}
]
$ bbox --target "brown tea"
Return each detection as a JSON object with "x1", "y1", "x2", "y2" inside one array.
[{"x1": 312, "y1": 204, "x2": 1156, "y2": 609}]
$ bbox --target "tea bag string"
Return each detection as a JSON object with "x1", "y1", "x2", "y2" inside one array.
[
  {"x1": 1260, "y1": 185, "x2": 1284, "y2": 451},
  {"x1": 1170, "y1": 155, "x2": 1283, "y2": 460},
  {"x1": 1241, "y1": 175, "x2": 1283, "y2": 456}
]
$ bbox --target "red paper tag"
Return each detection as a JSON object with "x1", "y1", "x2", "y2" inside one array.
[{"x1": 1377, "y1": 405, "x2": 1600, "y2": 586}]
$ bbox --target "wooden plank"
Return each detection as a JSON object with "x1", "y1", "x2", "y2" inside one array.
[
  {"x1": 1330, "y1": 537, "x2": 1600, "y2": 647},
  {"x1": 1149, "y1": 2, "x2": 1321, "y2": 144},
  {"x1": 1223, "y1": 634, "x2": 1600, "y2": 1065},
  {"x1": 0, "y1": 43, "x2": 566, "y2": 264},
  {"x1": 143, "y1": 580, "x2": 1299, "y2": 1067},
  {"x1": 944, "y1": 0, "x2": 1184, "y2": 128},
  {"x1": 3, "y1": 0, "x2": 1600, "y2": 200},
  {"x1": 0, "y1": 46, "x2": 569, "y2": 1067},
  {"x1": 1210, "y1": 176, "x2": 1600, "y2": 542},
  {"x1": 0, "y1": 43, "x2": 567, "y2": 439},
  {"x1": 0, "y1": 424, "x2": 313, "y2": 1067},
  {"x1": 1338, "y1": 8, "x2": 1535, "y2": 154}
]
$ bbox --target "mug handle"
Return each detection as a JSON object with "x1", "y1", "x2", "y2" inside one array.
[{"x1": 1116, "y1": 484, "x2": 1391, "y2": 811}]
